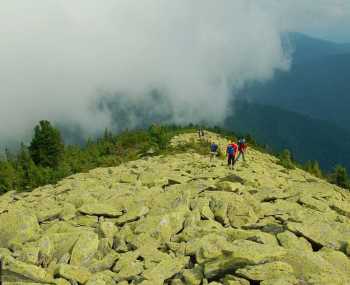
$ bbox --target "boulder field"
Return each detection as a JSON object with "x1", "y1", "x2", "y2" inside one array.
[{"x1": 0, "y1": 132, "x2": 350, "y2": 285}]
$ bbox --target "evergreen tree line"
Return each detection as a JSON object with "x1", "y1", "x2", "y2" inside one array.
[
  {"x1": 0, "y1": 121, "x2": 181, "y2": 194},
  {"x1": 0, "y1": 121, "x2": 349, "y2": 194},
  {"x1": 278, "y1": 149, "x2": 350, "y2": 189}
]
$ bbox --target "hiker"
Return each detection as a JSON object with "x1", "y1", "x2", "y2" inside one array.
[
  {"x1": 226, "y1": 140, "x2": 238, "y2": 169},
  {"x1": 210, "y1": 142, "x2": 219, "y2": 161},
  {"x1": 236, "y1": 138, "x2": 247, "y2": 162},
  {"x1": 201, "y1": 129, "x2": 205, "y2": 138},
  {"x1": 198, "y1": 128, "x2": 202, "y2": 139}
]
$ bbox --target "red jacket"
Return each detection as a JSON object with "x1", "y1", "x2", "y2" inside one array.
[
  {"x1": 232, "y1": 143, "x2": 238, "y2": 154},
  {"x1": 238, "y1": 143, "x2": 247, "y2": 152},
  {"x1": 227, "y1": 143, "x2": 238, "y2": 156}
]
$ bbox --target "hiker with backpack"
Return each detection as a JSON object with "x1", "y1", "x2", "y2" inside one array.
[
  {"x1": 226, "y1": 140, "x2": 238, "y2": 169},
  {"x1": 210, "y1": 141, "x2": 219, "y2": 161},
  {"x1": 236, "y1": 138, "x2": 247, "y2": 162}
]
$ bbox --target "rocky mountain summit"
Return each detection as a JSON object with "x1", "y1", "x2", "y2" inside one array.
[{"x1": 1, "y1": 132, "x2": 350, "y2": 285}]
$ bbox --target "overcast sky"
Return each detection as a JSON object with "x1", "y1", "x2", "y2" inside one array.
[{"x1": 0, "y1": 1, "x2": 349, "y2": 145}]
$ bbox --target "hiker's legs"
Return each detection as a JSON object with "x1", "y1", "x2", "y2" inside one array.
[
  {"x1": 228, "y1": 155, "x2": 234, "y2": 169},
  {"x1": 210, "y1": 153, "x2": 214, "y2": 161},
  {"x1": 236, "y1": 152, "x2": 241, "y2": 161},
  {"x1": 227, "y1": 155, "x2": 232, "y2": 166},
  {"x1": 242, "y1": 151, "x2": 246, "y2": 161}
]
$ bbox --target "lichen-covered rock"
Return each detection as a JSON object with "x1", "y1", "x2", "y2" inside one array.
[
  {"x1": 260, "y1": 275, "x2": 299, "y2": 285},
  {"x1": 215, "y1": 181, "x2": 244, "y2": 192},
  {"x1": 116, "y1": 203, "x2": 149, "y2": 225},
  {"x1": 276, "y1": 231, "x2": 312, "y2": 251},
  {"x1": 317, "y1": 248, "x2": 350, "y2": 278},
  {"x1": 0, "y1": 131, "x2": 350, "y2": 284},
  {"x1": 0, "y1": 209, "x2": 40, "y2": 248},
  {"x1": 222, "y1": 275, "x2": 250, "y2": 285},
  {"x1": 330, "y1": 200, "x2": 350, "y2": 218},
  {"x1": 287, "y1": 219, "x2": 350, "y2": 250},
  {"x1": 182, "y1": 264, "x2": 203, "y2": 285},
  {"x1": 0, "y1": 247, "x2": 12, "y2": 259},
  {"x1": 142, "y1": 255, "x2": 189, "y2": 283},
  {"x1": 40, "y1": 233, "x2": 79, "y2": 262},
  {"x1": 297, "y1": 194, "x2": 329, "y2": 212},
  {"x1": 60, "y1": 203, "x2": 76, "y2": 221},
  {"x1": 71, "y1": 215, "x2": 98, "y2": 227},
  {"x1": 134, "y1": 207, "x2": 189, "y2": 243},
  {"x1": 57, "y1": 264, "x2": 92, "y2": 284},
  {"x1": 85, "y1": 270, "x2": 117, "y2": 285},
  {"x1": 70, "y1": 231, "x2": 99, "y2": 267},
  {"x1": 235, "y1": 261, "x2": 294, "y2": 282},
  {"x1": 2, "y1": 255, "x2": 54, "y2": 283},
  {"x1": 112, "y1": 250, "x2": 144, "y2": 281},
  {"x1": 280, "y1": 249, "x2": 350, "y2": 284},
  {"x1": 78, "y1": 203, "x2": 123, "y2": 217},
  {"x1": 190, "y1": 197, "x2": 215, "y2": 220},
  {"x1": 36, "y1": 207, "x2": 62, "y2": 222},
  {"x1": 38, "y1": 235, "x2": 55, "y2": 266},
  {"x1": 98, "y1": 221, "x2": 119, "y2": 239},
  {"x1": 14, "y1": 243, "x2": 40, "y2": 265},
  {"x1": 203, "y1": 240, "x2": 286, "y2": 278},
  {"x1": 54, "y1": 278, "x2": 72, "y2": 285},
  {"x1": 88, "y1": 251, "x2": 119, "y2": 273}
]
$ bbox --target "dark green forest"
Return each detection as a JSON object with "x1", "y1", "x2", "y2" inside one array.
[
  {"x1": 226, "y1": 100, "x2": 350, "y2": 172},
  {"x1": 0, "y1": 120, "x2": 349, "y2": 194},
  {"x1": 240, "y1": 33, "x2": 350, "y2": 131},
  {"x1": 0, "y1": 121, "x2": 212, "y2": 194}
]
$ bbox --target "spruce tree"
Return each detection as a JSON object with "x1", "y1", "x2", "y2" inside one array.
[
  {"x1": 29, "y1": 120, "x2": 64, "y2": 168},
  {"x1": 278, "y1": 149, "x2": 295, "y2": 170},
  {"x1": 149, "y1": 124, "x2": 169, "y2": 150},
  {"x1": 331, "y1": 165, "x2": 350, "y2": 189},
  {"x1": 304, "y1": 160, "x2": 322, "y2": 178},
  {"x1": 0, "y1": 160, "x2": 17, "y2": 193}
]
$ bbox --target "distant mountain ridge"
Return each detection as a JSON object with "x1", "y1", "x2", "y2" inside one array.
[
  {"x1": 238, "y1": 33, "x2": 350, "y2": 131},
  {"x1": 283, "y1": 32, "x2": 350, "y2": 65},
  {"x1": 225, "y1": 100, "x2": 350, "y2": 172}
]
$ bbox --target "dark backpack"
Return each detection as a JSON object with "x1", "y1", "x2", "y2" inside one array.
[
  {"x1": 227, "y1": 145, "x2": 234, "y2": 155},
  {"x1": 211, "y1": 144, "x2": 218, "y2": 152}
]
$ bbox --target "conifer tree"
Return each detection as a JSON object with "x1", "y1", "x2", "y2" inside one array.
[
  {"x1": 149, "y1": 124, "x2": 169, "y2": 150},
  {"x1": 330, "y1": 165, "x2": 350, "y2": 189},
  {"x1": 304, "y1": 160, "x2": 322, "y2": 178},
  {"x1": 0, "y1": 159, "x2": 17, "y2": 193},
  {"x1": 29, "y1": 120, "x2": 64, "y2": 168},
  {"x1": 278, "y1": 149, "x2": 295, "y2": 170}
]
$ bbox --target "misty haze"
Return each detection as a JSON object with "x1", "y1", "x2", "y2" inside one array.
[
  {"x1": 1, "y1": 1, "x2": 350, "y2": 284},
  {"x1": 0, "y1": 1, "x2": 349, "y2": 170}
]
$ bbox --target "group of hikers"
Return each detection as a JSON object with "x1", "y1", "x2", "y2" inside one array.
[
  {"x1": 210, "y1": 138, "x2": 247, "y2": 169},
  {"x1": 197, "y1": 128, "x2": 247, "y2": 169},
  {"x1": 198, "y1": 128, "x2": 205, "y2": 139}
]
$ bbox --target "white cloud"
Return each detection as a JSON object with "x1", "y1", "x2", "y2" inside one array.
[{"x1": 0, "y1": 0, "x2": 347, "y2": 144}]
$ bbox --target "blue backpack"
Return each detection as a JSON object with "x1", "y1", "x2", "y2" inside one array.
[{"x1": 227, "y1": 145, "x2": 234, "y2": 155}]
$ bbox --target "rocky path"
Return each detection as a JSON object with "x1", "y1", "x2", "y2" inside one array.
[{"x1": 0, "y1": 132, "x2": 350, "y2": 284}]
